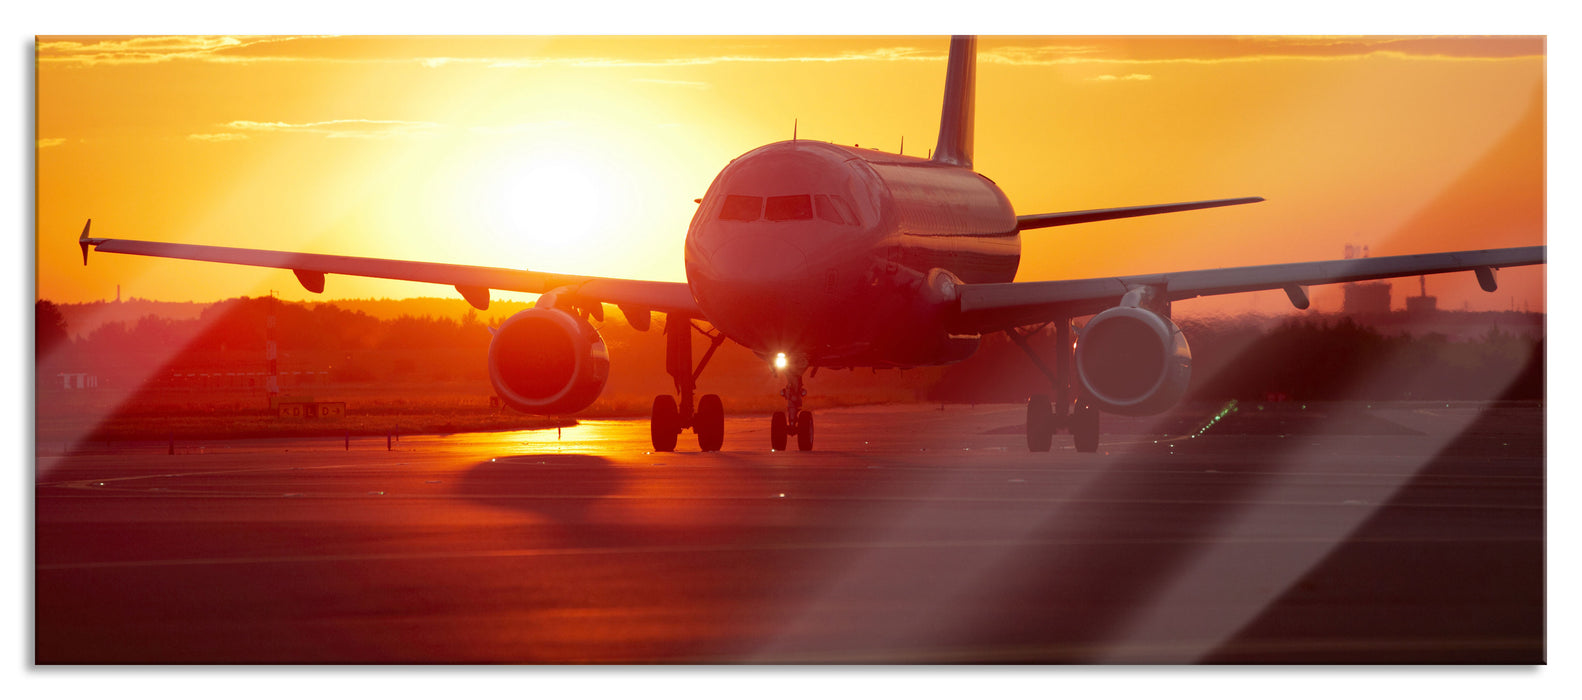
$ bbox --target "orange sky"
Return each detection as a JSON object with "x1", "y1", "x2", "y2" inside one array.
[{"x1": 35, "y1": 35, "x2": 1546, "y2": 315}]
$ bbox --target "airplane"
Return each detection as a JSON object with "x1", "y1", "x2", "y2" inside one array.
[{"x1": 77, "y1": 36, "x2": 1546, "y2": 454}]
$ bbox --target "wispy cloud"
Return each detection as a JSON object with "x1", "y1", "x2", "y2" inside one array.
[
  {"x1": 221, "y1": 119, "x2": 439, "y2": 139},
  {"x1": 37, "y1": 137, "x2": 67, "y2": 149},
  {"x1": 187, "y1": 133, "x2": 249, "y2": 142},
  {"x1": 37, "y1": 36, "x2": 311, "y2": 66},
  {"x1": 1089, "y1": 73, "x2": 1153, "y2": 82},
  {"x1": 37, "y1": 36, "x2": 945, "y2": 69},
  {"x1": 37, "y1": 36, "x2": 1542, "y2": 70},
  {"x1": 981, "y1": 37, "x2": 1543, "y2": 66},
  {"x1": 476, "y1": 46, "x2": 940, "y2": 70}
]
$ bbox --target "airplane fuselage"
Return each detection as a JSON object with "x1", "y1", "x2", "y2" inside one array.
[{"x1": 684, "y1": 140, "x2": 1019, "y2": 369}]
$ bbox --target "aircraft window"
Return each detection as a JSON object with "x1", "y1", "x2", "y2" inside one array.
[
  {"x1": 815, "y1": 194, "x2": 855, "y2": 225},
  {"x1": 720, "y1": 195, "x2": 762, "y2": 221},
  {"x1": 765, "y1": 194, "x2": 814, "y2": 221}
]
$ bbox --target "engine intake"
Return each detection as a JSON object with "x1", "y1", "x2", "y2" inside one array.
[
  {"x1": 1075, "y1": 306, "x2": 1191, "y2": 416},
  {"x1": 488, "y1": 307, "x2": 610, "y2": 414}
]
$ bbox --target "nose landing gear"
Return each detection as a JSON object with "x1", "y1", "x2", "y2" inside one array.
[{"x1": 771, "y1": 361, "x2": 814, "y2": 451}]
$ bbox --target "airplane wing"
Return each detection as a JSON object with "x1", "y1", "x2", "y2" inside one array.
[
  {"x1": 951, "y1": 245, "x2": 1546, "y2": 334},
  {"x1": 77, "y1": 221, "x2": 702, "y2": 318}
]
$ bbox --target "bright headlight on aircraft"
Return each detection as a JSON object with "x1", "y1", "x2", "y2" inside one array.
[{"x1": 774, "y1": 353, "x2": 788, "y2": 370}]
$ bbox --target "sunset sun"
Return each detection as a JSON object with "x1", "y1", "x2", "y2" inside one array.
[{"x1": 494, "y1": 148, "x2": 614, "y2": 251}]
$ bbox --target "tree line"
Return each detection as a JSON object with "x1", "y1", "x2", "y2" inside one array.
[{"x1": 37, "y1": 298, "x2": 1544, "y2": 402}]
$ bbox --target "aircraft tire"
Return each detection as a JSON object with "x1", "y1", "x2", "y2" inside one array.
[
  {"x1": 651, "y1": 395, "x2": 679, "y2": 452},
  {"x1": 1026, "y1": 394, "x2": 1053, "y2": 452},
  {"x1": 697, "y1": 394, "x2": 724, "y2": 452},
  {"x1": 796, "y1": 410, "x2": 814, "y2": 451},
  {"x1": 771, "y1": 411, "x2": 788, "y2": 451}
]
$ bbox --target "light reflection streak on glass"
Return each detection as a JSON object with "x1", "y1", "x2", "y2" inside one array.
[{"x1": 1094, "y1": 362, "x2": 1521, "y2": 661}]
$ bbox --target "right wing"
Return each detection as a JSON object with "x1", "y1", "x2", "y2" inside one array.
[
  {"x1": 953, "y1": 245, "x2": 1545, "y2": 334},
  {"x1": 78, "y1": 220, "x2": 701, "y2": 318}
]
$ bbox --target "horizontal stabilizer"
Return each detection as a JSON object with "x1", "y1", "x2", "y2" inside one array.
[{"x1": 1017, "y1": 197, "x2": 1264, "y2": 231}]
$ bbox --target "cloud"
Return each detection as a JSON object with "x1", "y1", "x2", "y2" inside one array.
[
  {"x1": 37, "y1": 35, "x2": 1542, "y2": 70},
  {"x1": 37, "y1": 138, "x2": 67, "y2": 149},
  {"x1": 187, "y1": 133, "x2": 249, "y2": 142},
  {"x1": 981, "y1": 36, "x2": 1544, "y2": 66},
  {"x1": 36, "y1": 36, "x2": 945, "y2": 70},
  {"x1": 36, "y1": 36, "x2": 311, "y2": 66},
  {"x1": 1089, "y1": 73, "x2": 1154, "y2": 81},
  {"x1": 222, "y1": 119, "x2": 439, "y2": 139},
  {"x1": 477, "y1": 47, "x2": 941, "y2": 70}
]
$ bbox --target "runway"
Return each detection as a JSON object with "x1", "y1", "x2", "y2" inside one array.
[{"x1": 34, "y1": 401, "x2": 1544, "y2": 664}]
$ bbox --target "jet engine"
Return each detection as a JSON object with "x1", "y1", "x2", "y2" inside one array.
[
  {"x1": 1075, "y1": 306, "x2": 1191, "y2": 416},
  {"x1": 488, "y1": 307, "x2": 610, "y2": 414}
]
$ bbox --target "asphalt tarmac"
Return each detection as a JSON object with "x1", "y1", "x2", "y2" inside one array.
[{"x1": 34, "y1": 401, "x2": 1544, "y2": 664}]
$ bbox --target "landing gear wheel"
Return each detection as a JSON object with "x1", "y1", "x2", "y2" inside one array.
[
  {"x1": 696, "y1": 394, "x2": 724, "y2": 452},
  {"x1": 771, "y1": 411, "x2": 788, "y2": 451},
  {"x1": 650, "y1": 395, "x2": 679, "y2": 452},
  {"x1": 1026, "y1": 394, "x2": 1053, "y2": 452},
  {"x1": 796, "y1": 410, "x2": 814, "y2": 451},
  {"x1": 1072, "y1": 402, "x2": 1100, "y2": 453}
]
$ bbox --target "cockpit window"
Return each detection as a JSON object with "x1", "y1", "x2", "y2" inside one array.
[
  {"x1": 765, "y1": 194, "x2": 814, "y2": 221},
  {"x1": 815, "y1": 194, "x2": 856, "y2": 225},
  {"x1": 720, "y1": 193, "x2": 854, "y2": 225},
  {"x1": 720, "y1": 195, "x2": 763, "y2": 222}
]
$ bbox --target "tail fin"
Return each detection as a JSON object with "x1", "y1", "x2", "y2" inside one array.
[{"x1": 931, "y1": 35, "x2": 976, "y2": 169}]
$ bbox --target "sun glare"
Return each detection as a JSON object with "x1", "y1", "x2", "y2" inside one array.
[{"x1": 491, "y1": 146, "x2": 617, "y2": 258}]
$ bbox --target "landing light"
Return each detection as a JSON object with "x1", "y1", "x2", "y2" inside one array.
[{"x1": 774, "y1": 352, "x2": 788, "y2": 370}]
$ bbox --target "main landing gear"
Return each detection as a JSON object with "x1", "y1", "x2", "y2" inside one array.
[
  {"x1": 1009, "y1": 319, "x2": 1102, "y2": 454},
  {"x1": 1024, "y1": 394, "x2": 1100, "y2": 454},
  {"x1": 650, "y1": 314, "x2": 727, "y2": 452},
  {"x1": 770, "y1": 367, "x2": 814, "y2": 451}
]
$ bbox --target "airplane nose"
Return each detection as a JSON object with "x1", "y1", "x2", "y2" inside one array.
[{"x1": 708, "y1": 237, "x2": 809, "y2": 283}]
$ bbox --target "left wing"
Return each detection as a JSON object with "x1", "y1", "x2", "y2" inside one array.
[
  {"x1": 952, "y1": 245, "x2": 1545, "y2": 334},
  {"x1": 77, "y1": 220, "x2": 702, "y2": 318}
]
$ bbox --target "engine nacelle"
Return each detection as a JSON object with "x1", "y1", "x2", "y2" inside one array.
[
  {"x1": 1075, "y1": 306, "x2": 1191, "y2": 416},
  {"x1": 488, "y1": 307, "x2": 610, "y2": 414}
]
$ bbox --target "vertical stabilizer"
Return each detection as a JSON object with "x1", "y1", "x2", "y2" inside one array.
[{"x1": 931, "y1": 35, "x2": 976, "y2": 169}]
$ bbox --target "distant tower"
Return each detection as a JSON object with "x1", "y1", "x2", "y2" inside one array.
[
  {"x1": 266, "y1": 294, "x2": 280, "y2": 407},
  {"x1": 115, "y1": 284, "x2": 120, "y2": 303},
  {"x1": 1343, "y1": 282, "x2": 1391, "y2": 315},
  {"x1": 1405, "y1": 274, "x2": 1438, "y2": 315},
  {"x1": 1341, "y1": 243, "x2": 1391, "y2": 315}
]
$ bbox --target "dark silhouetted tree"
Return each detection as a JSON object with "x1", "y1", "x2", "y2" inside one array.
[{"x1": 36, "y1": 300, "x2": 69, "y2": 357}]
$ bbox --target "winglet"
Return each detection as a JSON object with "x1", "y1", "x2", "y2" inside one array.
[{"x1": 79, "y1": 219, "x2": 93, "y2": 265}]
